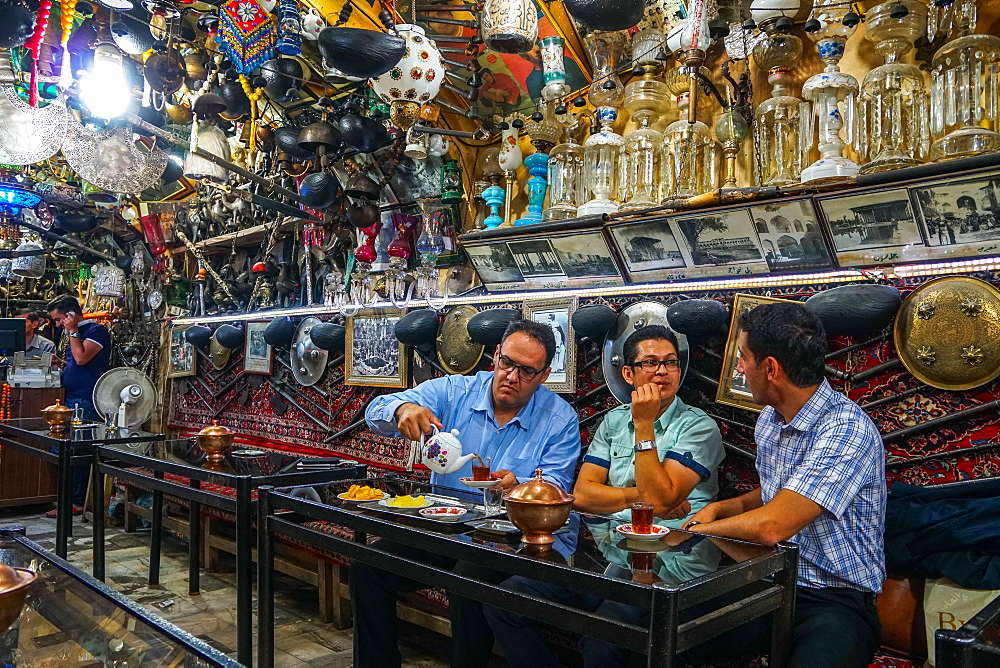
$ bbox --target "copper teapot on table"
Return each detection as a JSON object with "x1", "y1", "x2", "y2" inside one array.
[{"x1": 503, "y1": 469, "x2": 575, "y2": 545}]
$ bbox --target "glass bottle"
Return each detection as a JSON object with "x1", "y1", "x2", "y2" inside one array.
[
  {"x1": 857, "y1": 0, "x2": 929, "y2": 173},
  {"x1": 800, "y1": 0, "x2": 860, "y2": 182},
  {"x1": 543, "y1": 115, "x2": 586, "y2": 221},
  {"x1": 585, "y1": 31, "x2": 626, "y2": 110},
  {"x1": 752, "y1": 18, "x2": 809, "y2": 186},
  {"x1": 621, "y1": 66, "x2": 669, "y2": 211},
  {"x1": 928, "y1": 0, "x2": 1000, "y2": 161},
  {"x1": 578, "y1": 31, "x2": 626, "y2": 216},
  {"x1": 661, "y1": 92, "x2": 720, "y2": 199}
]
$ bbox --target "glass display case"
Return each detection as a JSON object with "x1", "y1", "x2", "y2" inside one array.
[{"x1": 0, "y1": 526, "x2": 239, "y2": 667}]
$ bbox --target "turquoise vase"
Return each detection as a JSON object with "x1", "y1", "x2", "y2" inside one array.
[{"x1": 515, "y1": 152, "x2": 550, "y2": 225}]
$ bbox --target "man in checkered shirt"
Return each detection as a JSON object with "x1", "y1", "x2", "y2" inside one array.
[{"x1": 683, "y1": 303, "x2": 886, "y2": 667}]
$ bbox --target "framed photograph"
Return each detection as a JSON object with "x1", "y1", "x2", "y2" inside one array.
[
  {"x1": 522, "y1": 297, "x2": 577, "y2": 393},
  {"x1": 672, "y1": 208, "x2": 769, "y2": 273},
  {"x1": 507, "y1": 239, "x2": 566, "y2": 278},
  {"x1": 345, "y1": 309, "x2": 408, "y2": 388},
  {"x1": 464, "y1": 242, "x2": 525, "y2": 287},
  {"x1": 608, "y1": 218, "x2": 688, "y2": 282},
  {"x1": 910, "y1": 173, "x2": 1000, "y2": 259},
  {"x1": 748, "y1": 198, "x2": 835, "y2": 272},
  {"x1": 168, "y1": 326, "x2": 196, "y2": 378},
  {"x1": 715, "y1": 294, "x2": 801, "y2": 412},
  {"x1": 816, "y1": 187, "x2": 928, "y2": 266},
  {"x1": 243, "y1": 321, "x2": 273, "y2": 375},
  {"x1": 548, "y1": 231, "x2": 622, "y2": 279}
]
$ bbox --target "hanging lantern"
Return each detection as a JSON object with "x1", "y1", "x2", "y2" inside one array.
[
  {"x1": 11, "y1": 240, "x2": 45, "y2": 279},
  {"x1": 92, "y1": 264, "x2": 126, "y2": 298},
  {"x1": 371, "y1": 25, "x2": 443, "y2": 132},
  {"x1": 481, "y1": 0, "x2": 538, "y2": 54}
]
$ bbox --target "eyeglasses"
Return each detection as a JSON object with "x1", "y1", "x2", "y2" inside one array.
[
  {"x1": 496, "y1": 353, "x2": 544, "y2": 380},
  {"x1": 630, "y1": 358, "x2": 682, "y2": 372}
]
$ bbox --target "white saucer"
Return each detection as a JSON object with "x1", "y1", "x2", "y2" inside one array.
[
  {"x1": 616, "y1": 524, "x2": 669, "y2": 541},
  {"x1": 419, "y1": 506, "x2": 468, "y2": 519},
  {"x1": 459, "y1": 477, "x2": 497, "y2": 489}
]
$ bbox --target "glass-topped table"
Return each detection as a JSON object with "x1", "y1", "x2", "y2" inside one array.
[
  {"x1": 257, "y1": 476, "x2": 798, "y2": 668},
  {"x1": 0, "y1": 525, "x2": 240, "y2": 667},
  {"x1": 93, "y1": 438, "x2": 367, "y2": 666},
  {"x1": 0, "y1": 418, "x2": 163, "y2": 557}
]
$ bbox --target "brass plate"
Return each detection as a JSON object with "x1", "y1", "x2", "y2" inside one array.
[
  {"x1": 437, "y1": 305, "x2": 484, "y2": 375},
  {"x1": 208, "y1": 331, "x2": 231, "y2": 370},
  {"x1": 894, "y1": 276, "x2": 1000, "y2": 391}
]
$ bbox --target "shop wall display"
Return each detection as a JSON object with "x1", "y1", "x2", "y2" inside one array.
[
  {"x1": 816, "y1": 188, "x2": 928, "y2": 267},
  {"x1": 748, "y1": 199, "x2": 835, "y2": 273},
  {"x1": 243, "y1": 322, "x2": 273, "y2": 375},
  {"x1": 345, "y1": 309, "x2": 408, "y2": 388},
  {"x1": 715, "y1": 294, "x2": 802, "y2": 413},
  {"x1": 462, "y1": 230, "x2": 624, "y2": 291},
  {"x1": 522, "y1": 297, "x2": 577, "y2": 393},
  {"x1": 168, "y1": 327, "x2": 196, "y2": 379}
]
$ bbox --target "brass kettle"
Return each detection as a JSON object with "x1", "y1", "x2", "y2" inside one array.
[{"x1": 503, "y1": 469, "x2": 575, "y2": 545}]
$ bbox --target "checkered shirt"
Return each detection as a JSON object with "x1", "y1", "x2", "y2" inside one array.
[{"x1": 756, "y1": 380, "x2": 886, "y2": 593}]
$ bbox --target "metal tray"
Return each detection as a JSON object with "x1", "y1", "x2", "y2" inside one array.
[{"x1": 359, "y1": 494, "x2": 504, "y2": 530}]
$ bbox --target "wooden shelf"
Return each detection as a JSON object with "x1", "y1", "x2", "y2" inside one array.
[{"x1": 170, "y1": 220, "x2": 296, "y2": 255}]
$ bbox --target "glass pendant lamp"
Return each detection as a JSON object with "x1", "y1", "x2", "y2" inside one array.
[
  {"x1": 928, "y1": 0, "x2": 1000, "y2": 161},
  {"x1": 857, "y1": 0, "x2": 930, "y2": 173}
]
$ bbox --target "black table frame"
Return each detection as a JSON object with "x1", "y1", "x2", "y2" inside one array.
[
  {"x1": 256, "y1": 485, "x2": 799, "y2": 668},
  {"x1": 0, "y1": 421, "x2": 163, "y2": 557},
  {"x1": 935, "y1": 592, "x2": 1000, "y2": 667},
  {"x1": 91, "y1": 443, "x2": 366, "y2": 667},
  {"x1": 0, "y1": 525, "x2": 242, "y2": 667}
]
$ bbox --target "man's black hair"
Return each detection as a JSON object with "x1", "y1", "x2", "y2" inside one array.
[
  {"x1": 47, "y1": 295, "x2": 82, "y2": 315},
  {"x1": 501, "y1": 319, "x2": 556, "y2": 368},
  {"x1": 737, "y1": 303, "x2": 826, "y2": 388},
  {"x1": 623, "y1": 325, "x2": 679, "y2": 366}
]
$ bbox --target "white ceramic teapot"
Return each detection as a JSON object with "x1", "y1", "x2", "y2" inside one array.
[
  {"x1": 420, "y1": 426, "x2": 476, "y2": 474},
  {"x1": 300, "y1": 7, "x2": 325, "y2": 41}
]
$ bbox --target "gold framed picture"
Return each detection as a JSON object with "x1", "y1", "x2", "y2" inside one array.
[
  {"x1": 715, "y1": 293, "x2": 801, "y2": 412},
  {"x1": 522, "y1": 297, "x2": 577, "y2": 394},
  {"x1": 345, "y1": 309, "x2": 408, "y2": 388},
  {"x1": 168, "y1": 325, "x2": 197, "y2": 378}
]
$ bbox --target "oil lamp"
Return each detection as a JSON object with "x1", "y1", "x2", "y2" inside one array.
[
  {"x1": 620, "y1": 57, "x2": 669, "y2": 211},
  {"x1": 543, "y1": 114, "x2": 586, "y2": 221},
  {"x1": 578, "y1": 31, "x2": 626, "y2": 216}
]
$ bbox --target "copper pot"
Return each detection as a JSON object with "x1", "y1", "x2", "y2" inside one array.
[
  {"x1": 196, "y1": 420, "x2": 235, "y2": 462},
  {"x1": 0, "y1": 563, "x2": 36, "y2": 635},
  {"x1": 40, "y1": 399, "x2": 72, "y2": 434},
  {"x1": 502, "y1": 468, "x2": 574, "y2": 545}
]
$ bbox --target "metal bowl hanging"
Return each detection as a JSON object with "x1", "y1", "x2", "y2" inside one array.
[
  {"x1": 10, "y1": 241, "x2": 45, "y2": 279},
  {"x1": 144, "y1": 50, "x2": 187, "y2": 95},
  {"x1": 436, "y1": 305, "x2": 484, "y2": 375}
]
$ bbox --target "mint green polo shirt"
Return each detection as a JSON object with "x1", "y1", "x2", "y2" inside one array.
[{"x1": 583, "y1": 397, "x2": 724, "y2": 526}]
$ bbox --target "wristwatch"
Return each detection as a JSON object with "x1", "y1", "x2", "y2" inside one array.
[
  {"x1": 68, "y1": 332, "x2": 80, "y2": 339},
  {"x1": 634, "y1": 439, "x2": 656, "y2": 453}
]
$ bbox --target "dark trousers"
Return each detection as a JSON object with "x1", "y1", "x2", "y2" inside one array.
[
  {"x1": 347, "y1": 539, "x2": 507, "y2": 668},
  {"x1": 484, "y1": 572, "x2": 646, "y2": 667},
  {"x1": 681, "y1": 585, "x2": 881, "y2": 668},
  {"x1": 55, "y1": 398, "x2": 100, "y2": 506}
]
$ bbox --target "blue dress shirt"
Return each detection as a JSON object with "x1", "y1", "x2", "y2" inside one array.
[{"x1": 365, "y1": 371, "x2": 582, "y2": 498}]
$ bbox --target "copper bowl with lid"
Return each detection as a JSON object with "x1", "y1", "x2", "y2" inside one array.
[
  {"x1": 196, "y1": 420, "x2": 235, "y2": 462},
  {"x1": 40, "y1": 399, "x2": 73, "y2": 434},
  {"x1": 502, "y1": 468, "x2": 575, "y2": 545},
  {"x1": 0, "y1": 563, "x2": 37, "y2": 634}
]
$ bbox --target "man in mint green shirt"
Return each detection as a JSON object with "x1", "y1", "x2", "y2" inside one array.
[{"x1": 485, "y1": 324, "x2": 724, "y2": 666}]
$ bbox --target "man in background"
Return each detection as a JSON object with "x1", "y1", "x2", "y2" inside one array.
[
  {"x1": 15, "y1": 308, "x2": 55, "y2": 360},
  {"x1": 46, "y1": 295, "x2": 111, "y2": 515}
]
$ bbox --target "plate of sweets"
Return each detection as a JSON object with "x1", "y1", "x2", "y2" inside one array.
[
  {"x1": 379, "y1": 494, "x2": 433, "y2": 510},
  {"x1": 419, "y1": 506, "x2": 468, "y2": 520},
  {"x1": 338, "y1": 484, "x2": 388, "y2": 503},
  {"x1": 616, "y1": 524, "x2": 670, "y2": 542}
]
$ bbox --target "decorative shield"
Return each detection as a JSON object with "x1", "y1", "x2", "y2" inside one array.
[
  {"x1": 208, "y1": 331, "x2": 232, "y2": 370},
  {"x1": 602, "y1": 301, "x2": 689, "y2": 404},
  {"x1": 291, "y1": 316, "x2": 329, "y2": 386},
  {"x1": 437, "y1": 305, "x2": 484, "y2": 375},
  {"x1": 895, "y1": 276, "x2": 1000, "y2": 391}
]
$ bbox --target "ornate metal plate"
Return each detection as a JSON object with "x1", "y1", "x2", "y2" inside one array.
[
  {"x1": 895, "y1": 276, "x2": 1000, "y2": 391},
  {"x1": 291, "y1": 316, "x2": 329, "y2": 387},
  {"x1": 62, "y1": 117, "x2": 168, "y2": 195},
  {"x1": 208, "y1": 331, "x2": 231, "y2": 370},
  {"x1": 0, "y1": 87, "x2": 68, "y2": 165},
  {"x1": 437, "y1": 305, "x2": 484, "y2": 375},
  {"x1": 602, "y1": 301, "x2": 689, "y2": 405}
]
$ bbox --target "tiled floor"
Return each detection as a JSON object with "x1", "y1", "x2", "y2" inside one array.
[{"x1": 0, "y1": 505, "x2": 452, "y2": 667}]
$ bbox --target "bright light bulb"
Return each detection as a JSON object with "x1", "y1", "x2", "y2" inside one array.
[{"x1": 79, "y1": 44, "x2": 131, "y2": 119}]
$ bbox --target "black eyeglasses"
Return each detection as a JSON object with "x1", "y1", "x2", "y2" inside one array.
[
  {"x1": 496, "y1": 353, "x2": 544, "y2": 380},
  {"x1": 631, "y1": 358, "x2": 682, "y2": 372}
]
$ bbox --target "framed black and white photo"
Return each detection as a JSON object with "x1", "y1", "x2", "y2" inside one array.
[
  {"x1": 911, "y1": 173, "x2": 1000, "y2": 259},
  {"x1": 671, "y1": 208, "x2": 770, "y2": 277},
  {"x1": 168, "y1": 326, "x2": 196, "y2": 378},
  {"x1": 523, "y1": 297, "x2": 577, "y2": 393},
  {"x1": 716, "y1": 294, "x2": 801, "y2": 412},
  {"x1": 816, "y1": 187, "x2": 928, "y2": 266},
  {"x1": 608, "y1": 219, "x2": 688, "y2": 282},
  {"x1": 548, "y1": 232, "x2": 622, "y2": 279},
  {"x1": 463, "y1": 242, "x2": 525, "y2": 287},
  {"x1": 748, "y1": 198, "x2": 835, "y2": 272},
  {"x1": 346, "y1": 309, "x2": 408, "y2": 388},
  {"x1": 243, "y1": 321, "x2": 273, "y2": 375},
  {"x1": 507, "y1": 239, "x2": 565, "y2": 278}
]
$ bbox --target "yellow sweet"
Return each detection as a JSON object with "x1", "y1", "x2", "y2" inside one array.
[
  {"x1": 342, "y1": 484, "x2": 384, "y2": 500},
  {"x1": 387, "y1": 494, "x2": 426, "y2": 507}
]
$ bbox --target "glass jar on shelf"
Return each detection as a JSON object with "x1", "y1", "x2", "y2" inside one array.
[
  {"x1": 579, "y1": 107, "x2": 624, "y2": 215},
  {"x1": 543, "y1": 114, "x2": 587, "y2": 221},
  {"x1": 661, "y1": 92, "x2": 720, "y2": 199},
  {"x1": 857, "y1": 0, "x2": 930, "y2": 174},
  {"x1": 928, "y1": 0, "x2": 1000, "y2": 161},
  {"x1": 620, "y1": 65, "x2": 669, "y2": 211}
]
